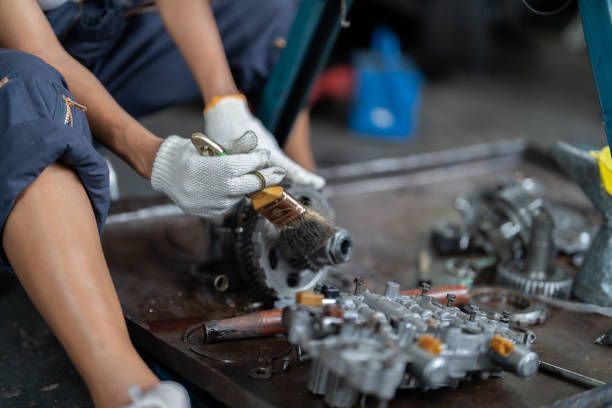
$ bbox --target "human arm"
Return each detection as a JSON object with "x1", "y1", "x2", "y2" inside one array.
[
  {"x1": 156, "y1": 0, "x2": 325, "y2": 188},
  {"x1": 0, "y1": 0, "x2": 162, "y2": 178},
  {"x1": 156, "y1": 0, "x2": 238, "y2": 104},
  {"x1": 0, "y1": 0, "x2": 286, "y2": 217}
]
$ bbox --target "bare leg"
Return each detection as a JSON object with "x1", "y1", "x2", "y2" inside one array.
[
  {"x1": 2, "y1": 164, "x2": 158, "y2": 408},
  {"x1": 284, "y1": 108, "x2": 317, "y2": 171}
]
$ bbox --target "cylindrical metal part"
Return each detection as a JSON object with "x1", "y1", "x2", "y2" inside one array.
[
  {"x1": 539, "y1": 360, "x2": 607, "y2": 389},
  {"x1": 314, "y1": 228, "x2": 353, "y2": 266},
  {"x1": 489, "y1": 346, "x2": 539, "y2": 378},
  {"x1": 256, "y1": 190, "x2": 306, "y2": 227},
  {"x1": 324, "y1": 374, "x2": 360, "y2": 408},
  {"x1": 199, "y1": 273, "x2": 230, "y2": 292},
  {"x1": 308, "y1": 359, "x2": 330, "y2": 395},
  {"x1": 400, "y1": 284, "x2": 469, "y2": 306},
  {"x1": 525, "y1": 212, "x2": 554, "y2": 279},
  {"x1": 363, "y1": 292, "x2": 407, "y2": 322},
  {"x1": 202, "y1": 309, "x2": 283, "y2": 343},
  {"x1": 353, "y1": 277, "x2": 365, "y2": 295},
  {"x1": 385, "y1": 281, "x2": 401, "y2": 298},
  {"x1": 410, "y1": 347, "x2": 448, "y2": 388},
  {"x1": 468, "y1": 304, "x2": 479, "y2": 322}
]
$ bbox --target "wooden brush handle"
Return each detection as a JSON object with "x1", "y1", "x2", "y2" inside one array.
[{"x1": 250, "y1": 186, "x2": 284, "y2": 210}]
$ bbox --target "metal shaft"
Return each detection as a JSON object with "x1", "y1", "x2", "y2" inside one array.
[
  {"x1": 525, "y1": 212, "x2": 553, "y2": 279},
  {"x1": 539, "y1": 360, "x2": 607, "y2": 389},
  {"x1": 203, "y1": 309, "x2": 284, "y2": 343}
]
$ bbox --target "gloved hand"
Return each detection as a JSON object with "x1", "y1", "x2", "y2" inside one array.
[
  {"x1": 204, "y1": 95, "x2": 325, "y2": 189},
  {"x1": 151, "y1": 131, "x2": 286, "y2": 218}
]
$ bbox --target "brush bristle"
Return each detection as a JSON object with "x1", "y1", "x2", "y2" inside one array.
[{"x1": 277, "y1": 208, "x2": 335, "y2": 266}]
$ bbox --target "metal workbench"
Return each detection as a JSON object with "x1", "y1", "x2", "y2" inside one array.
[{"x1": 103, "y1": 140, "x2": 611, "y2": 407}]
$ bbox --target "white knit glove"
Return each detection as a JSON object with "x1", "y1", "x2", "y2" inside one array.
[
  {"x1": 151, "y1": 131, "x2": 286, "y2": 218},
  {"x1": 204, "y1": 95, "x2": 325, "y2": 189}
]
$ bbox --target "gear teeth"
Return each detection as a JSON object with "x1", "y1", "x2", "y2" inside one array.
[
  {"x1": 497, "y1": 262, "x2": 573, "y2": 299},
  {"x1": 233, "y1": 184, "x2": 334, "y2": 300},
  {"x1": 235, "y1": 205, "x2": 277, "y2": 299}
]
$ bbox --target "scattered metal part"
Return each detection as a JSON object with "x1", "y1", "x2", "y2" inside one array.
[
  {"x1": 469, "y1": 287, "x2": 549, "y2": 327},
  {"x1": 431, "y1": 222, "x2": 468, "y2": 255},
  {"x1": 202, "y1": 309, "x2": 284, "y2": 343},
  {"x1": 539, "y1": 360, "x2": 607, "y2": 389},
  {"x1": 480, "y1": 177, "x2": 546, "y2": 261},
  {"x1": 444, "y1": 258, "x2": 478, "y2": 286},
  {"x1": 296, "y1": 345, "x2": 309, "y2": 363},
  {"x1": 281, "y1": 357, "x2": 291, "y2": 371},
  {"x1": 313, "y1": 228, "x2": 353, "y2": 266},
  {"x1": 400, "y1": 284, "x2": 470, "y2": 306},
  {"x1": 211, "y1": 274, "x2": 230, "y2": 292},
  {"x1": 551, "y1": 383, "x2": 612, "y2": 408},
  {"x1": 497, "y1": 261, "x2": 573, "y2": 299},
  {"x1": 534, "y1": 295, "x2": 612, "y2": 318},
  {"x1": 551, "y1": 142, "x2": 612, "y2": 306},
  {"x1": 353, "y1": 276, "x2": 365, "y2": 295},
  {"x1": 420, "y1": 280, "x2": 431, "y2": 295},
  {"x1": 497, "y1": 212, "x2": 573, "y2": 299},
  {"x1": 284, "y1": 280, "x2": 538, "y2": 407},
  {"x1": 249, "y1": 347, "x2": 274, "y2": 380},
  {"x1": 248, "y1": 365, "x2": 273, "y2": 380},
  {"x1": 227, "y1": 184, "x2": 352, "y2": 300},
  {"x1": 595, "y1": 330, "x2": 612, "y2": 346},
  {"x1": 433, "y1": 175, "x2": 595, "y2": 266},
  {"x1": 189, "y1": 263, "x2": 231, "y2": 293},
  {"x1": 549, "y1": 206, "x2": 594, "y2": 255},
  {"x1": 245, "y1": 302, "x2": 264, "y2": 312}
]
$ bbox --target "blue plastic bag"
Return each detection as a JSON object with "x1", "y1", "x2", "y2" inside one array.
[{"x1": 348, "y1": 26, "x2": 423, "y2": 139}]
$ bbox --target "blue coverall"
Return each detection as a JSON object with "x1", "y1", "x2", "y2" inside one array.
[{"x1": 0, "y1": 0, "x2": 297, "y2": 270}]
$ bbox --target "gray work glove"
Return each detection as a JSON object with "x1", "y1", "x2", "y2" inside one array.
[
  {"x1": 204, "y1": 95, "x2": 325, "y2": 189},
  {"x1": 151, "y1": 131, "x2": 286, "y2": 218}
]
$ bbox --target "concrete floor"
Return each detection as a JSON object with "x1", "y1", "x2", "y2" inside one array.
[{"x1": 0, "y1": 37, "x2": 606, "y2": 407}]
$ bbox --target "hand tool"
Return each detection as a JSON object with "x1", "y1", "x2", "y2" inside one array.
[{"x1": 191, "y1": 132, "x2": 336, "y2": 265}]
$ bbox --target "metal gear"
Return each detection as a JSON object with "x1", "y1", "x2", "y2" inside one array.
[
  {"x1": 497, "y1": 261, "x2": 573, "y2": 299},
  {"x1": 234, "y1": 184, "x2": 336, "y2": 300},
  {"x1": 496, "y1": 212, "x2": 573, "y2": 299}
]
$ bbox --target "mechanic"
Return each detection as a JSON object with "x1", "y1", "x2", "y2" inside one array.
[{"x1": 0, "y1": 1, "x2": 324, "y2": 407}]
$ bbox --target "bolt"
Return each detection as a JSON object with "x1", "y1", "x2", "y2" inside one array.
[
  {"x1": 420, "y1": 281, "x2": 432, "y2": 295},
  {"x1": 501, "y1": 310, "x2": 511, "y2": 323},
  {"x1": 353, "y1": 277, "x2": 365, "y2": 295},
  {"x1": 468, "y1": 304, "x2": 479, "y2": 321},
  {"x1": 446, "y1": 293, "x2": 456, "y2": 307},
  {"x1": 281, "y1": 357, "x2": 291, "y2": 371}
]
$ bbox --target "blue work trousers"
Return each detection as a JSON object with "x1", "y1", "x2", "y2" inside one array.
[{"x1": 0, "y1": 0, "x2": 297, "y2": 270}]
